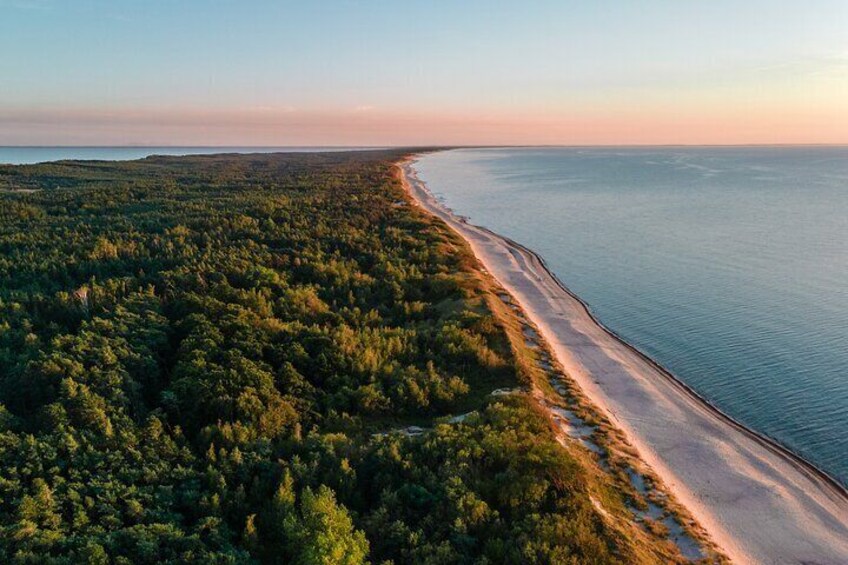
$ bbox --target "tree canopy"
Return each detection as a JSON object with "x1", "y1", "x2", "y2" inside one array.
[{"x1": 0, "y1": 151, "x2": 682, "y2": 563}]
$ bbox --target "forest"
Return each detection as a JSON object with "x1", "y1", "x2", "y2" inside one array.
[{"x1": 0, "y1": 151, "x2": 679, "y2": 563}]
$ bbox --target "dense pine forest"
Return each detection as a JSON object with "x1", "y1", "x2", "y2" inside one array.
[{"x1": 0, "y1": 151, "x2": 684, "y2": 564}]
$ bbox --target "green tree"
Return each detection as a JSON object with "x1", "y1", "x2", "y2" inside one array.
[{"x1": 287, "y1": 486, "x2": 369, "y2": 565}]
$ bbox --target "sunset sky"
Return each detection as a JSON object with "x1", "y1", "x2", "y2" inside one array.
[{"x1": 2, "y1": 0, "x2": 847, "y2": 146}]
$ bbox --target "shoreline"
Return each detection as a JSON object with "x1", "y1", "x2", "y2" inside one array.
[
  {"x1": 398, "y1": 155, "x2": 848, "y2": 564},
  {"x1": 498, "y1": 229, "x2": 848, "y2": 500}
]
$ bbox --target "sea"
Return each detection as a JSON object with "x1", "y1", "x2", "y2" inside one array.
[{"x1": 415, "y1": 146, "x2": 848, "y2": 484}]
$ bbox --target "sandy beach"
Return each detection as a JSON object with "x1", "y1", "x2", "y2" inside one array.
[{"x1": 400, "y1": 157, "x2": 848, "y2": 564}]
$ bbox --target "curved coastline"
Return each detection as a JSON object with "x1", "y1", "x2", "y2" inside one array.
[
  {"x1": 399, "y1": 154, "x2": 848, "y2": 564},
  {"x1": 496, "y1": 229, "x2": 848, "y2": 500}
]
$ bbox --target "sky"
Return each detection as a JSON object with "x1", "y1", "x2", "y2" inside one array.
[{"x1": 1, "y1": 0, "x2": 847, "y2": 146}]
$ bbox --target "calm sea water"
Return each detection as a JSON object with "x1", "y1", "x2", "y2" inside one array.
[
  {"x1": 0, "y1": 146, "x2": 381, "y2": 165},
  {"x1": 416, "y1": 147, "x2": 848, "y2": 484}
]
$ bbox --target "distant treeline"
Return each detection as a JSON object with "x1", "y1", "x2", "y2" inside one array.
[{"x1": 0, "y1": 152, "x2": 674, "y2": 563}]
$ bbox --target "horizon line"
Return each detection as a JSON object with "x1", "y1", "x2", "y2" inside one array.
[{"x1": 3, "y1": 143, "x2": 848, "y2": 149}]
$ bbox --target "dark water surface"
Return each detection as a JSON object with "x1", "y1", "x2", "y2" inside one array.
[{"x1": 416, "y1": 147, "x2": 848, "y2": 483}]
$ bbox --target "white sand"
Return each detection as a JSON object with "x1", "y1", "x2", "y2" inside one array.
[{"x1": 400, "y1": 158, "x2": 848, "y2": 565}]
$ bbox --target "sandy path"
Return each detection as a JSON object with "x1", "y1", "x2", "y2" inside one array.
[{"x1": 400, "y1": 158, "x2": 848, "y2": 565}]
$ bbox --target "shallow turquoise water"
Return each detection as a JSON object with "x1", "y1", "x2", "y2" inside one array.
[{"x1": 416, "y1": 147, "x2": 848, "y2": 484}]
